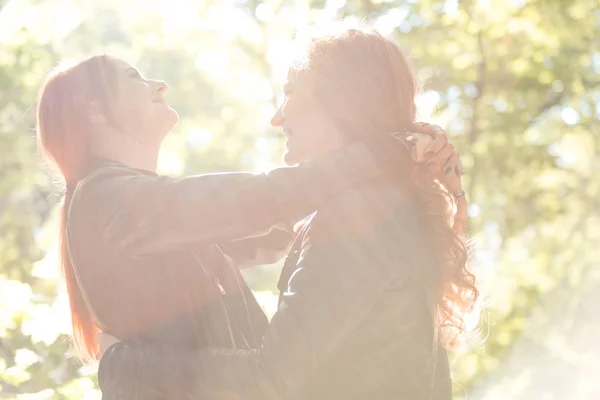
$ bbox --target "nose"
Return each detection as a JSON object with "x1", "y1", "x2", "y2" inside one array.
[
  {"x1": 152, "y1": 80, "x2": 168, "y2": 94},
  {"x1": 270, "y1": 105, "x2": 283, "y2": 127}
]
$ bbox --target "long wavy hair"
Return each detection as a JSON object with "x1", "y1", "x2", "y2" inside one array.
[
  {"x1": 291, "y1": 28, "x2": 478, "y2": 348},
  {"x1": 36, "y1": 55, "x2": 119, "y2": 359}
]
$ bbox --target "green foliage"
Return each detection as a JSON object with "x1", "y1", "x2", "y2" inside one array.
[{"x1": 0, "y1": 0, "x2": 598, "y2": 398}]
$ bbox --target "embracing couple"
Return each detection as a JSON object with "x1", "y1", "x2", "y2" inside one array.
[{"x1": 37, "y1": 28, "x2": 477, "y2": 399}]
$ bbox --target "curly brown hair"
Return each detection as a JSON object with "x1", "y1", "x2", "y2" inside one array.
[{"x1": 290, "y1": 27, "x2": 478, "y2": 348}]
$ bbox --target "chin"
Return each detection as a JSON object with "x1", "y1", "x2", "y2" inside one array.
[
  {"x1": 166, "y1": 108, "x2": 179, "y2": 125},
  {"x1": 283, "y1": 149, "x2": 311, "y2": 166},
  {"x1": 152, "y1": 112, "x2": 179, "y2": 142},
  {"x1": 163, "y1": 109, "x2": 180, "y2": 130},
  {"x1": 282, "y1": 150, "x2": 298, "y2": 166},
  {"x1": 282, "y1": 152, "x2": 294, "y2": 166}
]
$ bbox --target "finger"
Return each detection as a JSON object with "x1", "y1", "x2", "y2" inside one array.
[
  {"x1": 427, "y1": 143, "x2": 454, "y2": 171},
  {"x1": 411, "y1": 132, "x2": 434, "y2": 162},
  {"x1": 424, "y1": 131, "x2": 449, "y2": 159},
  {"x1": 439, "y1": 153, "x2": 463, "y2": 194},
  {"x1": 443, "y1": 152, "x2": 460, "y2": 176},
  {"x1": 456, "y1": 163, "x2": 464, "y2": 177},
  {"x1": 452, "y1": 154, "x2": 465, "y2": 177},
  {"x1": 411, "y1": 122, "x2": 443, "y2": 138}
]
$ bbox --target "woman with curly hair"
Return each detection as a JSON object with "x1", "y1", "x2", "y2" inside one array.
[{"x1": 98, "y1": 28, "x2": 477, "y2": 400}]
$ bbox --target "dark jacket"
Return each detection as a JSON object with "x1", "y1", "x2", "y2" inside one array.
[
  {"x1": 98, "y1": 177, "x2": 453, "y2": 400},
  {"x1": 63, "y1": 140, "x2": 401, "y2": 392}
]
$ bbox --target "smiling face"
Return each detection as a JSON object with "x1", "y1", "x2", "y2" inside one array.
[
  {"x1": 270, "y1": 70, "x2": 346, "y2": 165},
  {"x1": 271, "y1": 29, "x2": 418, "y2": 166},
  {"x1": 108, "y1": 58, "x2": 179, "y2": 145}
]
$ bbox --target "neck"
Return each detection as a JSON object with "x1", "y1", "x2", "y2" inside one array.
[
  {"x1": 103, "y1": 148, "x2": 160, "y2": 173},
  {"x1": 92, "y1": 129, "x2": 161, "y2": 173}
]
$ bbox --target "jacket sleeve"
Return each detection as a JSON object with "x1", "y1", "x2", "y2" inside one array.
[
  {"x1": 98, "y1": 189, "x2": 412, "y2": 400},
  {"x1": 74, "y1": 141, "x2": 392, "y2": 258},
  {"x1": 219, "y1": 229, "x2": 294, "y2": 269}
]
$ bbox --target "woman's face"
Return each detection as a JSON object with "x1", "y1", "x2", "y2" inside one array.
[
  {"x1": 108, "y1": 59, "x2": 179, "y2": 144},
  {"x1": 270, "y1": 70, "x2": 345, "y2": 165}
]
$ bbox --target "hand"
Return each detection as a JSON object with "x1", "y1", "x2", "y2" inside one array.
[
  {"x1": 97, "y1": 332, "x2": 121, "y2": 360},
  {"x1": 410, "y1": 122, "x2": 464, "y2": 197}
]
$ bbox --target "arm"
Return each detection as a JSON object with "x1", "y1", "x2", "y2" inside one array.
[
  {"x1": 76, "y1": 140, "x2": 398, "y2": 257},
  {"x1": 98, "y1": 191, "x2": 411, "y2": 400},
  {"x1": 219, "y1": 229, "x2": 294, "y2": 269}
]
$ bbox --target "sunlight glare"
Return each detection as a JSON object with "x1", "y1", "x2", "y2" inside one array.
[
  {"x1": 374, "y1": 7, "x2": 410, "y2": 35},
  {"x1": 158, "y1": 152, "x2": 185, "y2": 176},
  {"x1": 561, "y1": 107, "x2": 580, "y2": 125},
  {"x1": 195, "y1": 51, "x2": 230, "y2": 77},
  {"x1": 443, "y1": 0, "x2": 459, "y2": 17},
  {"x1": 0, "y1": 0, "x2": 82, "y2": 43},
  {"x1": 187, "y1": 128, "x2": 214, "y2": 149},
  {"x1": 253, "y1": 137, "x2": 278, "y2": 172},
  {"x1": 157, "y1": 0, "x2": 200, "y2": 35},
  {"x1": 255, "y1": 3, "x2": 274, "y2": 22},
  {"x1": 415, "y1": 90, "x2": 441, "y2": 120}
]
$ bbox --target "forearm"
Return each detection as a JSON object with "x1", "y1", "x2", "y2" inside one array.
[
  {"x1": 220, "y1": 229, "x2": 294, "y2": 269},
  {"x1": 90, "y1": 140, "x2": 389, "y2": 257}
]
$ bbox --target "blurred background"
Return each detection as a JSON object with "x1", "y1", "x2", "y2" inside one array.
[{"x1": 0, "y1": 0, "x2": 599, "y2": 398}]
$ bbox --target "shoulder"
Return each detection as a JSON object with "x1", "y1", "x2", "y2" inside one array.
[
  {"x1": 69, "y1": 165, "x2": 153, "y2": 226},
  {"x1": 75, "y1": 165, "x2": 173, "y2": 207},
  {"x1": 291, "y1": 184, "x2": 418, "y2": 288},
  {"x1": 77, "y1": 164, "x2": 153, "y2": 194},
  {"x1": 307, "y1": 182, "x2": 416, "y2": 242},
  {"x1": 304, "y1": 181, "x2": 428, "y2": 266}
]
